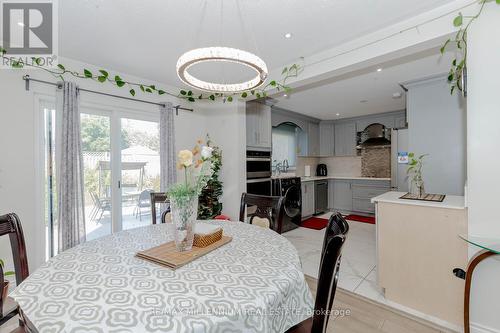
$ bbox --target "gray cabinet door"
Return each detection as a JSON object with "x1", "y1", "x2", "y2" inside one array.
[
  {"x1": 335, "y1": 122, "x2": 356, "y2": 156},
  {"x1": 333, "y1": 180, "x2": 352, "y2": 212},
  {"x1": 246, "y1": 102, "x2": 272, "y2": 149},
  {"x1": 308, "y1": 122, "x2": 320, "y2": 156},
  {"x1": 301, "y1": 182, "x2": 315, "y2": 217},
  {"x1": 394, "y1": 114, "x2": 407, "y2": 129},
  {"x1": 328, "y1": 180, "x2": 335, "y2": 209},
  {"x1": 320, "y1": 122, "x2": 335, "y2": 156}
]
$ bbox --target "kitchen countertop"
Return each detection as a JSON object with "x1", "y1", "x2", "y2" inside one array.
[
  {"x1": 300, "y1": 176, "x2": 391, "y2": 182},
  {"x1": 371, "y1": 191, "x2": 466, "y2": 210}
]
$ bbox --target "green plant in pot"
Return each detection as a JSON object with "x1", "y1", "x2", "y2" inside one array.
[
  {"x1": 407, "y1": 153, "x2": 428, "y2": 198},
  {"x1": 198, "y1": 135, "x2": 223, "y2": 220},
  {"x1": 0, "y1": 259, "x2": 14, "y2": 300}
]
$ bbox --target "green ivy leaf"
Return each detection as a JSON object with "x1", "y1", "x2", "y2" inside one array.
[
  {"x1": 116, "y1": 80, "x2": 125, "y2": 87},
  {"x1": 35, "y1": 57, "x2": 43, "y2": 65},
  {"x1": 256, "y1": 93, "x2": 261, "y2": 98},
  {"x1": 452, "y1": 59, "x2": 457, "y2": 66},
  {"x1": 158, "y1": 90, "x2": 166, "y2": 95},
  {"x1": 227, "y1": 96, "x2": 233, "y2": 102},
  {"x1": 149, "y1": 85, "x2": 156, "y2": 90},
  {"x1": 0, "y1": 46, "x2": 6, "y2": 54},
  {"x1": 440, "y1": 39, "x2": 450, "y2": 54},
  {"x1": 57, "y1": 64, "x2": 65, "y2": 71},
  {"x1": 241, "y1": 92, "x2": 248, "y2": 98},
  {"x1": 99, "y1": 70, "x2": 108, "y2": 77},
  {"x1": 187, "y1": 90, "x2": 193, "y2": 96},
  {"x1": 448, "y1": 73, "x2": 454, "y2": 82},
  {"x1": 84, "y1": 69, "x2": 93, "y2": 78},
  {"x1": 180, "y1": 90, "x2": 187, "y2": 95},
  {"x1": 250, "y1": 90, "x2": 255, "y2": 95},
  {"x1": 11, "y1": 61, "x2": 24, "y2": 68},
  {"x1": 140, "y1": 85, "x2": 145, "y2": 92},
  {"x1": 451, "y1": 85, "x2": 456, "y2": 95},
  {"x1": 270, "y1": 80, "x2": 277, "y2": 87},
  {"x1": 145, "y1": 88, "x2": 152, "y2": 93},
  {"x1": 453, "y1": 13, "x2": 463, "y2": 27},
  {"x1": 97, "y1": 76, "x2": 106, "y2": 83},
  {"x1": 188, "y1": 97, "x2": 195, "y2": 102},
  {"x1": 282, "y1": 67, "x2": 288, "y2": 75},
  {"x1": 114, "y1": 75, "x2": 122, "y2": 82},
  {"x1": 198, "y1": 94, "x2": 203, "y2": 99},
  {"x1": 130, "y1": 89, "x2": 136, "y2": 96},
  {"x1": 209, "y1": 95, "x2": 215, "y2": 101}
]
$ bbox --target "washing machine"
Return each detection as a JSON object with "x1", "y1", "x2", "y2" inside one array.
[{"x1": 272, "y1": 177, "x2": 302, "y2": 233}]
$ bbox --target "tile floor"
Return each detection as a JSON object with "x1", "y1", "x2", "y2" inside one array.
[
  {"x1": 283, "y1": 211, "x2": 381, "y2": 300},
  {"x1": 284, "y1": 211, "x2": 460, "y2": 332}
]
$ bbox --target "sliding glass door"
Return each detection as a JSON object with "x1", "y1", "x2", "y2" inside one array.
[
  {"x1": 42, "y1": 101, "x2": 160, "y2": 255},
  {"x1": 120, "y1": 118, "x2": 160, "y2": 230}
]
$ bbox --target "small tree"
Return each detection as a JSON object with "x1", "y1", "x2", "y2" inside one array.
[{"x1": 198, "y1": 135, "x2": 223, "y2": 219}]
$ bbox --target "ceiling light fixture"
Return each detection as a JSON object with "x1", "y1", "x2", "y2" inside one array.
[
  {"x1": 17, "y1": 22, "x2": 24, "y2": 27},
  {"x1": 176, "y1": 1, "x2": 268, "y2": 94},
  {"x1": 284, "y1": 32, "x2": 292, "y2": 39},
  {"x1": 377, "y1": 68, "x2": 383, "y2": 72},
  {"x1": 176, "y1": 47, "x2": 268, "y2": 93}
]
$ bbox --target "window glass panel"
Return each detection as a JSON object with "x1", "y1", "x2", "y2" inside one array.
[{"x1": 272, "y1": 124, "x2": 297, "y2": 168}]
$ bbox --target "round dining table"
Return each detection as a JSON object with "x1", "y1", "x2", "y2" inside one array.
[{"x1": 11, "y1": 221, "x2": 314, "y2": 333}]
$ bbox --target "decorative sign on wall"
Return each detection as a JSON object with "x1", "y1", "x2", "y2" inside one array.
[{"x1": 398, "y1": 152, "x2": 409, "y2": 164}]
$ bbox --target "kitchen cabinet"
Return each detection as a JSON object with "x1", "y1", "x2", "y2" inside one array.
[
  {"x1": 328, "y1": 180, "x2": 335, "y2": 209},
  {"x1": 301, "y1": 181, "x2": 315, "y2": 218},
  {"x1": 352, "y1": 180, "x2": 390, "y2": 213},
  {"x1": 308, "y1": 122, "x2": 320, "y2": 156},
  {"x1": 332, "y1": 179, "x2": 353, "y2": 212},
  {"x1": 334, "y1": 122, "x2": 357, "y2": 156},
  {"x1": 246, "y1": 102, "x2": 272, "y2": 150},
  {"x1": 394, "y1": 114, "x2": 407, "y2": 129},
  {"x1": 319, "y1": 122, "x2": 335, "y2": 156}
]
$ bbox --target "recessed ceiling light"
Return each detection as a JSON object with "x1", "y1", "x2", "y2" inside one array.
[
  {"x1": 284, "y1": 32, "x2": 292, "y2": 39},
  {"x1": 392, "y1": 92, "x2": 402, "y2": 99},
  {"x1": 17, "y1": 22, "x2": 24, "y2": 27},
  {"x1": 336, "y1": 113, "x2": 340, "y2": 116},
  {"x1": 377, "y1": 68, "x2": 383, "y2": 72}
]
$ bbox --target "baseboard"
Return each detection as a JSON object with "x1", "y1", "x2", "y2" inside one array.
[{"x1": 471, "y1": 322, "x2": 500, "y2": 333}]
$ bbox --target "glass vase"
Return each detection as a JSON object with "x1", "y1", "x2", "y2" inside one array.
[
  {"x1": 411, "y1": 180, "x2": 426, "y2": 198},
  {"x1": 170, "y1": 194, "x2": 198, "y2": 251}
]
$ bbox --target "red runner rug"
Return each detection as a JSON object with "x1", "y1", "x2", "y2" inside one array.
[
  {"x1": 300, "y1": 217, "x2": 329, "y2": 230},
  {"x1": 345, "y1": 214, "x2": 376, "y2": 224}
]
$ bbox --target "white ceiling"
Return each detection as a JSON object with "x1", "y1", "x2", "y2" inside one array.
[
  {"x1": 272, "y1": 49, "x2": 456, "y2": 120},
  {"x1": 59, "y1": 0, "x2": 458, "y2": 88}
]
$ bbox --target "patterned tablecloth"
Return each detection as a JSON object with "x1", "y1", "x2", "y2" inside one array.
[{"x1": 11, "y1": 221, "x2": 314, "y2": 333}]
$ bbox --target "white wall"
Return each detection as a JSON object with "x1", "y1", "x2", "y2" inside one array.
[
  {"x1": 467, "y1": 6, "x2": 500, "y2": 333},
  {"x1": 0, "y1": 57, "x2": 245, "y2": 274}
]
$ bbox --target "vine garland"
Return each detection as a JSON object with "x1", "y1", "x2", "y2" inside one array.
[
  {"x1": 441, "y1": 0, "x2": 500, "y2": 94},
  {"x1": 0, "y1": 48, "x2": 302, "y2": 103}
]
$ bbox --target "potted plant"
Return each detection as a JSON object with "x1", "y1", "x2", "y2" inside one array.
[
  {"x1": 407, "y1": 153, "x2": 428, "y2": 198},
  {"x1": 198, "y1": 135, "x2": 223, "y2": 220},
  {"x1": 0, "y1": 259, "x2": 14, "y2": 300},
  {"x1": 167, "y1": 140, "x2": 214, "y2": 251}
]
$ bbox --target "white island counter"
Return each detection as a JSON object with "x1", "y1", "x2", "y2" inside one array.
[{"x1": 371, "y1": 191, "x2": 467, "y2": 330}]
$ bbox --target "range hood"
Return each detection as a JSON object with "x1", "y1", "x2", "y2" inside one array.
[{"x1": 358, "y1": 123, "x2": 391, "y2": 148}]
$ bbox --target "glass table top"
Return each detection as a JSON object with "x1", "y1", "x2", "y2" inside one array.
[{"x1": 460, "y1": 235, "x2": 500, "y2": 255}]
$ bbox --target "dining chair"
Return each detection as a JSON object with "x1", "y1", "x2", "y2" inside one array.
[
  {"x1": 0, "y1": 213, "x2": 29, "y2": 332},
  {"x1": 286, "y1": 212, "x2": 349, "y2": 333},
  {"x1": 150, "y1": 192, "x2": 170, "y2": 224},
  {"x1": 239, "y1": 193, "x2": 285, "y2": 233}
]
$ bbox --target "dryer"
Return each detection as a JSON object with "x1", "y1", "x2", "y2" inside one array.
[{"x1": 272, "y1": 177, "x2": 302, "y2": 233}]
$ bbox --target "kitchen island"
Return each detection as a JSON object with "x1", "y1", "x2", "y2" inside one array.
[{"x1": 372, "y1": 191, "x2": 467, "y2": 329}]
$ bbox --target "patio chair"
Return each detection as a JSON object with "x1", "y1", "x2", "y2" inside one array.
[
  {"x1": 135, "y1": 189, "x2": 153, "y2": 221},
  {"x1": 150, "y1": 192, "x2": 170, "y2": 224},
  {"x1": 90, "y1": 192, "x2": 111, "y2": 223}
]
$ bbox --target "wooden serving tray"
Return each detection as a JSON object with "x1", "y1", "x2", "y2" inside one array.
[
  {"x1": 399, "y1": 193, "x2": 446, "y2": 202},
  {"x1": 136, "y1": 236, "x2": 232, "y2": 270}
]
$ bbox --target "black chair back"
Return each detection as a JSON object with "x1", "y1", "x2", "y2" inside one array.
[
  {"x1": 311, "y1": 212, "x2": 349, "y2": 333},
  {"x1": 239, "y1": 193, "x2": 285, "y2": 233},
  {"x1": 150, "y1": 192, "x2": 169, "y2": 224}
]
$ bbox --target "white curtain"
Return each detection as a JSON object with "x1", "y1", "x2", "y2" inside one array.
[
  {"x1": 160, "y1": 102, "x2": 176, "y2": 191},
  {"x1": 56, "y1": 81, "x2": 86, "y2": 252}
]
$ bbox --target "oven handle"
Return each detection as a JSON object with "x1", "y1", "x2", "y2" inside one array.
[
  {"x1": 246, "y1": 157, "x2": 271, "y2": 162},
  {"x1": 246, "y1": 178, "x2": 272, "y2": 184}
]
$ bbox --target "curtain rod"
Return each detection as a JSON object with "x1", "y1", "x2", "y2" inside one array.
[{"x1": 22, "y1": 75, "x2": 194, "y2": 115}]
